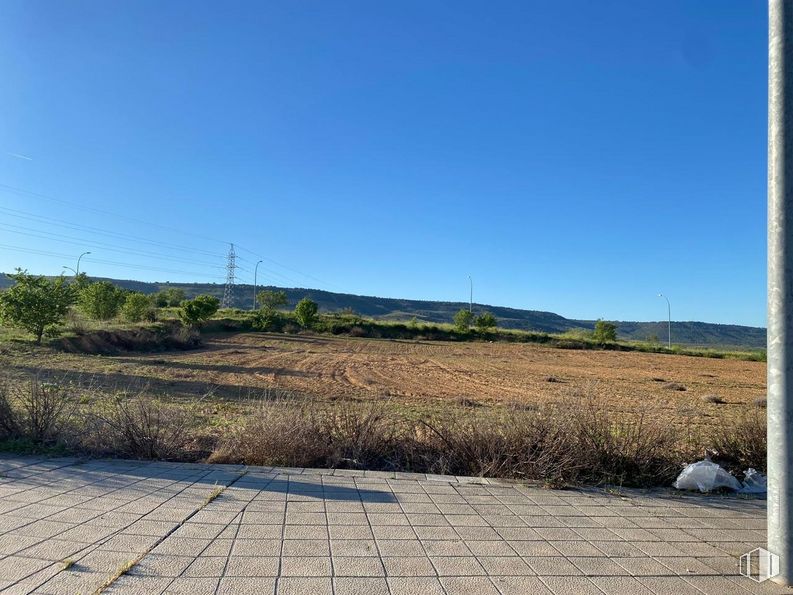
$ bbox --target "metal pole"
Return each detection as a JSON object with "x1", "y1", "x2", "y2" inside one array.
[
  {"x1": 253, "y1": 260, "x2": 262, "y2": 310},
  {"x1": 769, "y1": 0, "x2": 793, "y2": 584},
  {"x1": 468, "y1": 275, "x2": 473, "y2": 313},
  {"x1": 658, "y1": 293, "x2": 671, "y2": 349},
  {"x1": 76, "y1": 251, "x2": 91, "y2": 275},
  {"x1": 62, "y1": 266, "x2": 77, "y2": 276}
]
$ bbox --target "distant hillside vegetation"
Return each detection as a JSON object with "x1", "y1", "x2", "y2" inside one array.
[{"x1": 0, "y1": 274, "x2": 766, "y2": 349}]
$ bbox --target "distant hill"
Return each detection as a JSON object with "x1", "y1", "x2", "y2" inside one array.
[{"x1": 0, "y1": 274, "x2": 767, "y2": 349}]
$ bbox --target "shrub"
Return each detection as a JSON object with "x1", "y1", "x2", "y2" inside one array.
[
  {"x1": 709, "y1": 411, "x2": 766, "y2": 472},
  {"x1": 121, "y1": 292, "x2": 155, "y2": 322},
  {"x1": 701, "y1": 394, "x2": 726, "y2": 405},
  {"x1": 593, "y1": 319, "x2": 617, "y2": 344},
  {"x1": 153, "y1": 288, "x2": 186, "y2": 307},
  {"x1": 453, "y1": 309, "x2": 474, "y2": 331},
  {"x1": 179, "y1": 295, "x2": 220, "y2": 328},
  {"x1": 0, "y1": 378, "x2": 76, "y2": 444},
  {"x1": 0, "y1": 270, "x2": 75, "y2": 343},
  {"x1": 257, "y1": 290, "x2": 288, "y2": 311},
  {"x1": 474, "y1": 311, "x2": 497, "y2": 331},
  {"x1": 79, "y1": 281, "x2": 126, "y2": 321},
  {"x1": 294, "y1": 298, "x2": 319, "y2": 328},
  {"x1": 93, "y1": 394, "x2": 191, "y2": 459},
  {"x1": 252, "y1": 309, "x2": 285, "y2": 332}
]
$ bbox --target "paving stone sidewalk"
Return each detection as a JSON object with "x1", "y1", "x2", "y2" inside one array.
[{"x1": 0, "y1": 455, "x2": 789, "y2": 595}]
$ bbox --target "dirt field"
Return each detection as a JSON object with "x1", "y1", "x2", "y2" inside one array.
[{"x1": 3, "y1": 332, "x2": 766, "y2": 426}]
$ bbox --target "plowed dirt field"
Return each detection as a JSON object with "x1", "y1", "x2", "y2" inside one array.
[{"x1": 13, "y1": 332, "x2": 766, "y2": 425}]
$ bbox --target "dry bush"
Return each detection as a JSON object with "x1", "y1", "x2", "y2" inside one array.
[
  {"x1": 210, "y1": 399, "x2": 331, "y2": 467},
  {"x1": 701, "y1": 394, "x2": 726, "y2": 405},
  {"x1": 419, "y1": 408, "x2": 580, "y2": 486},
  {"x1": 564, "y1": 393, "x2": 681, "y2": 487},
  {"x1": 708, "y1": 411, "x2": 766, "y2": 472},
  {"x1": 0, "y1": 378, "x2": 77, "y2": 444},
  {"x1": 89, "y1": 393, "x2": 192, "y2": 459},
  {"x1": 211, "y1": 398, "x2": 407, "y2": 470}
]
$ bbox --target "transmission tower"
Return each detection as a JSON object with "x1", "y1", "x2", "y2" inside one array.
[{"x1": 222, "y1": 243, "x2": 237, "y2": 308}]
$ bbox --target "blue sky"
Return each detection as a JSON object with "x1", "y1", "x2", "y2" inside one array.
[{"x1": 0, "y1": 1, "x2": 767, "y2": 326}]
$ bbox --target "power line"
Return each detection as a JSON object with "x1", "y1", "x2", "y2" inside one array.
[
  {"x1": 0, "y1": 205, "x2": 223, "y2": 259},
  {"x1": 0, "y1": 243, "x2": 226, "y2": 280},
  {"x1": 0, "y1": 223, "x2": 227, "y2": 269},
  {"x1": 0, "y1": 182, "x2": 231, "y2": 247}
]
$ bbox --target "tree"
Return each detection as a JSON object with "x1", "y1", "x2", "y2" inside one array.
[
  {"x1": 294, "y1": 297, "x2": 319, "y2": 328},
  {"x1": 257, "y1": 290, "x2": 288, "y2": 312},
  {"x1": 593, "y1": 319, "x2": 617, "y2": 344},
  {"x1": 79, "y1": 281, "x2": 126, "y2": 321},
  {"x1": 179, "y1": 295, "x2": 219, "y2": 328},
  {"x1": 474, "y1": 311, "x2": 497, "y2": 331},
  {"x1": 154, "y1": 287, "x2": 186, "y2": 307},
  {"x1": 454, "y1": 309, "x2": 474, "y2": 331},
  {"x1": 0, "y1": 270, "x2": 75, "y2": 344},
  {"x1": 121, "y1": 292, "x2": 155, "y2": 322}
]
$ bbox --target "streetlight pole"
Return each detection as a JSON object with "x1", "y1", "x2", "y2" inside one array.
[
  {"x1": 76, "y1": 251, "x2": 91, "y2": 275},
  {"x1": 62, "y1": 266, "x2": 77, "y2": 276},
  {"x1": 657, "y1": 293, "x2": 671, "y2": 349},
  {"x1": 468, "y1": 275, "x2": 473, "y2": 313},
  {"x1": 253, "y1": 260, "x2": 263, "y2": 310},
  {"x1": 768, "y1": 0, "x2": 793, "y2": 584}
]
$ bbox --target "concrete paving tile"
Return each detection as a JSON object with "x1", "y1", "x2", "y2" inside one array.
[
  {"x1": 332, "y1": 556, "x2": 386, "y2": 576},
  {"x1": 638, "y1": 576, "x2": 706, "y2": 595},
  {"x1": 224, "y1": 556, "x2": 279, "y2": 576},
  {"x1": 103, "y1": 574, "x2": 173, "y2": 594},
  {"x1": 333, "y1": 577, "x2": 389, "y2": 595},
  {"x1": 376, "y1": 539, "x2": 425, "y2": 557},
  {"x1": 236, "y1": 524, "x2": 283, "y2": 539},
  {"x1": 280, "y1": 556, "x2": 332, "y2": 576},
  {"x1": 439, "y1": 576, "x2": 500, "y2": 594},
  {"x1": 540, "y1": 576, "x2": 610, "y2": 594},
  {"x1": 202, "y1": 538, "x2": 234, "y2": 557},
  {"x1": 570, "y1": 556, "x2": 633, "y2": 576},
  {"x1": 0, "y1": 555, "x2": 53, "y2": 581},
  {"x1": 282, "y1": 539, "x2": 330, "y2": 556},
  {"x1": 330, "y1": 539, "x2": 378, "y2": 557},
  {"x1": 328, "y1": 525, "x2": 374, "y2": 539},
  {"x1": 162, "y1": 577, "x2": 219, "y2": 594},
  {"x1": 216, "y1": 577, "x2": 277, "y2": 594},
  {"x1": 508, "y1": 540, "x2": 560, "y2": 557},
  {"x1": 130, "y1": 554, "x2": 194, "y2": 577},
  {"x1": 182, "y1": 556, "x2": 227, "y2": 577},
  {"x1": 477, "y1": 555, "x2": 534, "y2": 575},
  {"x1": 371, "y1": 525, "x2": 417, "y2": 540},
  {"x1": 589, "y1": 576, "x2": 655, "y2": 594},
  {"x1": 282, "y1": 524, "x2": 328, "y2": 540},
  {"x1": 387, "y1": 576, "x2": 444, "y2": 595},
  {"x1": 422, "y1": 539, "x2": 471, "y2": 556},
  {"x1": 231, "y1": 538, "x2": 281, "y2": 556},
  {"x1": 526, "y1": 556, "x2": 584, "y2": 576},
  {"x1": 382, "y1": 556, "x2": 436, "y2": 576},
  {"x1": 489, "y1": 576, "x2": 551, "y2": 594},
  {"x1": 429, "y1": 555, "x2": 486, "y2": 576},
  {"x1": 276, "y1": 577, "x2": 333, "y2": 594}
]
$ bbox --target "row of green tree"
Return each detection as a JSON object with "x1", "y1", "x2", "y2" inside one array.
[
  {"x1": 453, "y1": 308, "x2": 497, "y2": 332},
  {"x1": 0, "y1": 271, "x2": 221, "y2": 343}
]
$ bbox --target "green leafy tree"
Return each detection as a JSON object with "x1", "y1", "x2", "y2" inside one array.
[
  {"x1": 0, "y1": 270, "x2": 75, "y2": 343},
  {"x1": 179, "y1": 295, "x2": 220, "y2": 328},
  {"x1": 121, "y1": 292, "x2": 155, "y2": 322},
  {"x1": 474, "y1": 311, "x2": 497, "y2": 331},
  {"x1": 294, "y1": 297, "x2": 319, "y2": 328},
  {"x1": 154, "y1": 287, "x2": 186, "y2": 307},
  {"x1": 454, "y1": 309, "x2": 474, "y2": 331},
  {"x1": 79, "y1": 281, "x2": 126, "y2": 321},
  {"x1": 257, "y1": 290, "x2": 288, "y2": 312},
  {"x1": 252, "y1": 308, "x2": 283, "y2": 332},
  {"x1": 593, "y1": 319, "x2": 617, "y2": 344}
]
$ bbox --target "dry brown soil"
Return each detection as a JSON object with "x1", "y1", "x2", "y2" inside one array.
[{"x1": 6, "y1": 332, "x2": 766, "y2": 426}]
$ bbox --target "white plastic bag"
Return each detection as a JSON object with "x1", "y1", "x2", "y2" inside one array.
[
  {"x1": 673, "y1": 459, "x2": 742, "y2": 492},
  {"x1": 740, "y1": 468, "x2": 767, "y2": 494}
]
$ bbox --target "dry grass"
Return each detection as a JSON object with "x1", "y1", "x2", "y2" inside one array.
[
  {"x1": 709, "y1": 411, "x2": 767, "y2": 472},
  {"x1": 701, "y1": 394, "x2": 726, "y2": 405}
]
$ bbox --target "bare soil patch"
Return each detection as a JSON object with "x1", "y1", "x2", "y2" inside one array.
[{"x1": 3, "y1": 332, "x2": 765, "y2": 427}]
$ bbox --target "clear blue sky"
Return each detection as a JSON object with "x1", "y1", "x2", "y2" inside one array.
[{"x1": 0, "y1": 1, "x2": 767, "y2": 326}]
